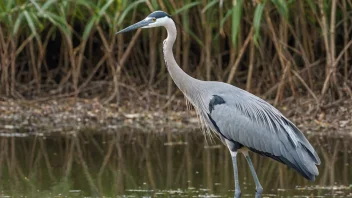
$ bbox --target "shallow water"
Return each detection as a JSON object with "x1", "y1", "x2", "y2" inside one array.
[{"x1": 0, "y1": 129, "x2": 351, "y2": 197}]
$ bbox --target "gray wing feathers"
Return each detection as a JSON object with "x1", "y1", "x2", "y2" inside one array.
[{"x1": 208, "y1": 90, "x2": 320, "y2": 180}]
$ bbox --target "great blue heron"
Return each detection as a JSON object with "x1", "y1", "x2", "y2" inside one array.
[{"x1": 116, "y1": 11, "x2": 320, "y2": 198}]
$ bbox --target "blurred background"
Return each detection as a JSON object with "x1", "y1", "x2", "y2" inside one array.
[
  {"x1": 0, "y1": 0, "x2": 351, "y2": 197},
  {"x1": 0, "y1": 0, "x2": 351, "y2": 103}
]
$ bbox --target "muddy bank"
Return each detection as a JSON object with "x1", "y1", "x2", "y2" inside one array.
[{"x1": 0, "y1": 97, "x2": 351, "y2": 136}]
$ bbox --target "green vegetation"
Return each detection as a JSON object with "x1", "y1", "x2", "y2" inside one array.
[{"x1": 0, "y1": 0, "x2": 351, "y2": 106}]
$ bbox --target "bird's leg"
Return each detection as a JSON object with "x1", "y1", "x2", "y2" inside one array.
[
  {"x1": 242, "y1": 151, "x2": 263, "y2": 198},
  {"x1": 230, "y1": 151, "x2": 241, "y2": 198},
  {"x1": 225, "y1": 140, "x2": 241, "y2": 198}
]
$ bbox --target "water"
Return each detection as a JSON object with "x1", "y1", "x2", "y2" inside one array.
[{"x1": 0, "y1": 129, "x2": 351, "y2": 197}]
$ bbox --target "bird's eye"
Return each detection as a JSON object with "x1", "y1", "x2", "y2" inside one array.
[{"x1": 152, "y1": 18, "x2": 156, "y2": 22}]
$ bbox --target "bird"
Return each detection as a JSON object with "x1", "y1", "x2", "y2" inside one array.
[{"x1": 116, "y1": 11, "x2": 320, "y2": 198}]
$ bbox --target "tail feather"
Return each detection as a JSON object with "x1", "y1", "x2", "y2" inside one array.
[
  {"x1": 249, "y1": 143, "x2": 319, "y2": 181},
  {"x1": 282, "y1": 143, "x2": 319, "y2": 181},
  {"x1": 289, "y1": 148, "x2": 319, "y2": 180},
  {"x1": 284, "y1": 119, "x2": 321, "y2": 165}
]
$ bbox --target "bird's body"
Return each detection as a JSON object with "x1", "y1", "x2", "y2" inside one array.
[
  {"x1": 192, "y1": 81, "x2": 319, "y2": 179},
  {"x1": 176, "y1": 77, "x2": 320, "y2": 180},
  {"x1": 117, "y1": 10, "x2": 320, "y2": 198}
]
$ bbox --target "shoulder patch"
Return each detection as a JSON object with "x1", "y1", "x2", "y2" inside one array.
[{"x1": 209, "y1": 95, "x2": 225, "y2": 113}]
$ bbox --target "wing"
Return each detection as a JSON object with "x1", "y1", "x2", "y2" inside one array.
[{"x1": 206, "y1": 89, "x2": 320, "y2": 180}]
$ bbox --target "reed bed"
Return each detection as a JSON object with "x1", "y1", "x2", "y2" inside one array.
[{"x1": 0, "y1": 0, "x2": 351, "y2": 107}]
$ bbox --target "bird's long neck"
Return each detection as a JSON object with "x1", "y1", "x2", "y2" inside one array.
[{"x1": 163, "y1": 20, "x2": 200, "y2": 96}]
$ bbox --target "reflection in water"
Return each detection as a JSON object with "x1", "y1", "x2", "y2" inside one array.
[{"x1": 0, "y1": 128, "x2": 351, "y2": 197}]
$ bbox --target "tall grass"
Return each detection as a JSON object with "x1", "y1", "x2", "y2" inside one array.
[{"x1": 0, "y1": 0, "x2": 351, "y2": 106}]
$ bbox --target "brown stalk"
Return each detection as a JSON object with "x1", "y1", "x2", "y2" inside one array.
[
  {"x1": 29, "y1": 40, "x2": 39, "y2": 93},
  {"x1": 185, "y1": 134, "x2": 193, "y2": 187},
  {"x1": 226, "y1": 27, "x2": 253, "y2": 84},
  {"x1": 205, "y1": 147, "x2": 213, "y2": 192},
  {"x1": 226, "y1": 43, "x2": 236, "y2": 77},
  {"x1": 57, "y1": 41, "x2": 70, "y2": 90},
  {"x1": 322, "y1": 39, "x2": 352, "y2": 99},
  {"x1": 115, "y1": 136, "x2": 126, "y2": 194},
  {"x1": 103, "y1": 28, "x2": 142, "y2": 103},
  {"x1": 263, "y1": 7, "x2": 294, "y2": 105},
  {"x1": 330, "y1": 140, "x2": 340, "y2": 185},
  {"x1": 157, "y1": 30, "x2": 167, "y2": 84},
  {"x1": 79, "y1": 54, "x2": 108, "y2": 91},
  {"x1": 291, "y1": 4, "x2": 314, "y2": 88},
  {"x1": 166, "y1": 132, "x2": 173, "y2": 187},
  {"x1": 174, "y1": 150, "x2": 187, "y2": 186},
  {"x1": 148, "y1": 29, "x2": 158, "y2": 86},
  {"x1": 29, "y1": 136, "x2": 38, "y2": 171},
  {"x1": 291, "y1": 70, "x2": 319, "y2": 105},
  {"x1": 342, "y1": 0, "x2": 349, "y2": 83},
  {"x1": 39, "y1": 139, "x2": 55, "y2": 181},
  {"x1": 97, "y1": 136, "x2": 116, "y2": 191},
  {"x1": 145, "y1": 136, "x2": 156, "y2": 190},
  {"x1": 330, "y1": 0, "x2": 337, "y2": 87},
  {"x1": 62, "y1": 33, "x2": 76, "y2": 94},
  {"x1": 167, "y1": 74, "x2": 173, "y2": 111},
  {"x1": 10, "y1": 40, "x2": 16, "y2": 97},
  {"x1": 201, "y1": 4, "x2": 212, "y2": 81},
  {"x1": 0, "y1": 26, "x2": 9, "y2": 96},
  {"x1": 343, "y1": 140, "x2": 349, "y2": 184},
  {"x1": 319, "y1": 0, "x2": 333, "y2": 98},
  {"x1": 182, "y1": 14, "x2": 190, "y2": 74},
  {"x1": 116, "y1": 29, "x2": 142, "y2": 67},
  {"x1": 0, "y1": 140, "x2": 4, "y2": 180},
  {"x1": 74, "y1": 40, "x2": 88, "y2": 96},
  {"x1": 64, "y1": 137, "x2": 75, "y2": 177},
  {"x1": 299, "y1": 1, "x2": 315, "y2": 63},
  {"x1": 75, "y1": 138, "x2": 100, "y2": 194},
  {"x1": 246, "y1": 40, "x2": 255, "y2": 91},
  {"x1": 10, "y1": 137, "x2": 16, "y2": 176},
  {"x1": 275, "y1": 62, "x2": 290, "y2": 105},
  {"x1": 263, "y1": 60, "x2": 322, "y2": 99}
]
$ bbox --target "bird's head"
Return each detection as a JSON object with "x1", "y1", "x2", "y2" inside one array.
[{"x1": 116, "y1": 11, "x2": 171, "y2": 34}]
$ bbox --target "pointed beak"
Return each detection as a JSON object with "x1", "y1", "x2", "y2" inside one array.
[{"x1": 116, "y1": 19, "x2": 153, "y2": 34}]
